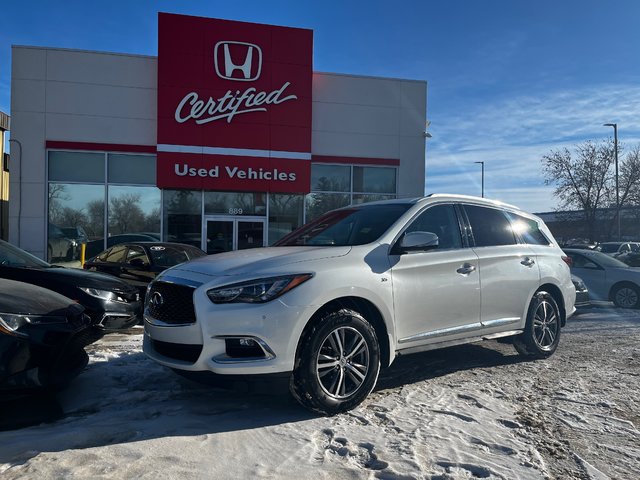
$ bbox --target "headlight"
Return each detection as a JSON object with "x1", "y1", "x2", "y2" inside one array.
[
  {"x1": 0, "y1": 313, "x2": 68, "y2": 337},
  {"x1": 207, "y1": 274, "x2": 313, "y2": 304},
  {"x1": 572, "y1": 279, "x2": 586, "y2": 291},
  {"x1": 79, "y1": 287, "x2": 127, "y2": 303}
]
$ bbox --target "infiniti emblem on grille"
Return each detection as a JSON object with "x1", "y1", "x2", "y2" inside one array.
[{"x1": 150, "y1": 292, "x2": 164, "y2": 308}]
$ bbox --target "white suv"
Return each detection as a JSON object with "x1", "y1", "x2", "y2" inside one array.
[{"x1": 143, "y1": 195, "x2": 575, "y2": 414}]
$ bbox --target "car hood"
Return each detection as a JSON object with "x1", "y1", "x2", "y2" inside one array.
[
  {"x1": 4, "y1": 265, "x2": 137, "y2": 292},
  {"x1": 170, "y1": 246, "x2": 352, "y2": 278},
  {"x1": 0, "y1": 278, "x2": 80, "y2": 315}
]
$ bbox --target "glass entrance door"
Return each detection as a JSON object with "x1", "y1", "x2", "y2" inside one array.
[{"x1": 204, "y1": 217, "x2": 266, "y2": 254}]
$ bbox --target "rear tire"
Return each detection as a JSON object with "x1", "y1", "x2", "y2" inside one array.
[
  {"x1": 290, "y1": 309, "x2": 380, "y2": 415},
  {"x1": 611, "y1": 283, "x2": 640, "y2": 309},
  {"x1": 513, "y1": 291, "x2": 561, "y2": 358}
]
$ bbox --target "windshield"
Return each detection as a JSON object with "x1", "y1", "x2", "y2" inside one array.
[
  {"x1": 276, "y1": 203, "x2": 411, "y2": 247},
  {"x1": 0, "y1": 240, "x2": 51, "y2": 268},
  {"x1": 598, "y1": 243, "x2": 620, "y2": 253}
]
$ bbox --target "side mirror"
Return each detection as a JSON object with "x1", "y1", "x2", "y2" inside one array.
[{"x1": 397, "y1": 231, "x2": 439, "y2": 253}]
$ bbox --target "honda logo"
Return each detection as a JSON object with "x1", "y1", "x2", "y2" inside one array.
[{"x1": 214, "y1": 41, "x2": 262, "y2": 81}]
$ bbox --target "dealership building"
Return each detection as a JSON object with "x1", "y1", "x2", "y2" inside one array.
[{"x1": 9, "y1": 13, "x2": 427, "y2": 261}]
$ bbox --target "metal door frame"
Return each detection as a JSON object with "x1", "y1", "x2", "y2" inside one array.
[{"x1": 202, "y1": 215, "x2": 266, "y2": 252}]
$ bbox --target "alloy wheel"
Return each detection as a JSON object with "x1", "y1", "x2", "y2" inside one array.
[
  {"x1": 532, "y1": 300, "x2": 559, "y2": 351},
  {"x1": 615, "y1": 287, "x2": 638, "y2": 308},
  {"x1": 315, "y1": 326, "x2": 370, "y2": 399}
]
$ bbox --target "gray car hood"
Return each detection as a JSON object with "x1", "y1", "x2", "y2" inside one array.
[{"x1": 169, "y1": 246, "x2": 351, "y2": 277}]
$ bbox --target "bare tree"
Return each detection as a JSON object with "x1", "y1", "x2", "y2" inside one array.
[
  {"x1": 542, "y1": 139, "x2": 640, "y2": 241},
  {"x1": 542, "y1": 140, "x2": 613, "y2": 241}
]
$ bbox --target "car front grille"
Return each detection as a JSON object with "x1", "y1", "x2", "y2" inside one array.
[{"x1": 146, "y1": 281, "x2": 196, "y2": 325}]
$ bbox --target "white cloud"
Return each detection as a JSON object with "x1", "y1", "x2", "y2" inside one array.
[{"x1": 426, "y1": 84, "x2": 640, "y2": 212}]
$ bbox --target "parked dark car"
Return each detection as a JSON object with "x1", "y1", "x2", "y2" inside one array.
[
  {"x1": 1, "y1": 278, "x2": 92, "y2": 391},
  {"x1": 571, "y1": 274, "x2": 590, "y2": 309},
  {"x1": 84, "y1": 233, "x2": 160, "y2": 259},
  {"x1": 0, "y1": 239, "x2": 142, "y2": 331},
  {"x1": 61, "y1": 226, "x2": 90, "y2": 246},
  {"x1": 84, "y1": 242, "x2": 206, "y2": 296},
  {"x1": 47, "y1": 223, "x2": 76, "y2": 261}
]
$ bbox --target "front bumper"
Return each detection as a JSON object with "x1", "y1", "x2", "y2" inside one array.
[{"x1": 143, "y1": 295, "x2": 314, "y2": 376}]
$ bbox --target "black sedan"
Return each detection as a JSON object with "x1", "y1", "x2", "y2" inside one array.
[
  {"x1": 1, "y1": 279, "x2": 92, "y2": 391},
  {"x1": 83, "y1": 242, "x2": 206, "y2": 296},
  {"x1": 0, "y1": 239, "x2": 142, "y2": 331}
]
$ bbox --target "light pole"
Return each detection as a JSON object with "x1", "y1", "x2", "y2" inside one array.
[
  {"x1": 603, "y1": 123, "x2": 620, "y2": 240},
  {"x1": 474, "y1": 161, "x2": 484, "y2": 198}
]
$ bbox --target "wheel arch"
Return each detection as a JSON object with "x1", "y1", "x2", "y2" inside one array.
[
  {"x1": 296, "y1": 296, "x2": 392, "y2": 368},
  {"x1": 538, "y1": 283, "x2": 566, "y2": 327}
]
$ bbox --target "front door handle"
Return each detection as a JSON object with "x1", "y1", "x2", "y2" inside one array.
[
  {"x1": 457, "y1": 263, "x2": 476, "y2": 275},
  {"x1": 521, "y1": 257, "x2": 535, "y2": 267}
]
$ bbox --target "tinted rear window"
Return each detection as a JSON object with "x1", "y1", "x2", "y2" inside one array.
[{"x1": 465, "y1": 205, "x2": 516, "y2": 247}]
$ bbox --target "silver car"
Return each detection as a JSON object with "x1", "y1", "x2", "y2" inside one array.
[{"x1": 564, "y1": 249, "x2": 640, "y2": 309}]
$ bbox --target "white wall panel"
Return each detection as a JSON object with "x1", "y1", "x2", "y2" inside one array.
[
  {"x1": 312, "y1": 102, "x2": 399, "y2": 136},
  {"x1": 45, "y1": 113, "x2": 157, "y2": 146},
  {"x1": 11, "y1": 47, "x2": 46, "y2": 80},
  {"x1": 45, "y1": 82, "x2": 156, "y2": 119},
  {"x1": 312, "y1": 131, "x2": 400, "y2": 159},
  {"x1": 46, "y1": 49, "x2": 157, "y2": 89},
  {"x1": 313, "y1": 73, "x2": 402, "y2": 107},
  {"x1": 11, "y1": 79, "x2": 46, "y2": 113}
]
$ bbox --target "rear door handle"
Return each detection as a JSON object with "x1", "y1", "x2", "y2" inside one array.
[
  {"x1": 521, "y1": 257, "x2": 535, "y2": 267},
  {"x1": 457, "y1": 263, "x2": 476, "y2": 275}
]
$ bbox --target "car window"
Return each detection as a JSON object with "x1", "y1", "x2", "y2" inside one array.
[
  {"x1": 632, "y1": 243, "x2": 640, "y2": 253},
  {"x1": 126, "y1": 246, "x2": 150, "y2": 266},
  {"x1": 0, "y1": 240, "x2": 50, "y2": 268},
  {"x1": 405, "y1": 204, "x2": 462, "y2": 250},
  {"x1": 96, "y1": 248, "x2": 112, "y2": 262},
  {"x1": 149, "y1": 246, "x2": 189, "y2": 267},
  {"x1": 464, "y1": 205, "x2": 516, "y2": 247},
  {"x1": 568, "y1": 253, "x2": 597, "y2": 268},
  {"x1": 505, "y1": 212, "x2": 551, "y2": 246},
  {"x1": 106, "y1": 245, "x2": 128, "y2": 263},
  {"x1": 598, "y1": 243, "x2": 619, "y2": 253}
]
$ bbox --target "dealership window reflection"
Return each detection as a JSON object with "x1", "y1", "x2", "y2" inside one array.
[
  {"x1": 163, "y1": 190, "x2": 202, "y2": 249},
  {"x1": 47, "y1": 183, "x2": 105, "y2": 264}
]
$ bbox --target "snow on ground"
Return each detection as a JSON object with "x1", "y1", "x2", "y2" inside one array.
[{"x1": 1, "y1": 304, "x2": 639, "y2": 479}]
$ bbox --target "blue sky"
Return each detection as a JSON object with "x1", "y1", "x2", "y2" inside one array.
[{"x1": 1, "y1": 0, "x2": 639, "y2": 212}]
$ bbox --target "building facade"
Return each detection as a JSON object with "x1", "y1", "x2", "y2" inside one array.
[
  {"x1": 9, "y1": 13, "x2": 427, "y2": 262},
  {"x1": 0, "y1": 111, "x2": 9, "y2": 241}
]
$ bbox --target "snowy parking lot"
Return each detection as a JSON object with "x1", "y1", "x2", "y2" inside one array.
[{"x1": 1, "y1": 304, "x2": 639, "y2": 479}]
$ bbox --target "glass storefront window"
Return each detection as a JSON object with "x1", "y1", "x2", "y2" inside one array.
[
  {"x1": 163, "y1": 190, "x2": 202, "y2": 249},
  {"x1": 353, "y1": 166, "x2": 396, "y2": 194},
  {"x1": 268, "y1": 194, "x2": 304, "y2": 244},
  {"x1": 108, "y1": 185, "x2": 161, "y2": 237},
  {"x1": 311, "y1": 164, "x2": 350, "y2": 192},
  {"x1": 305, "y1": 193, "x2": 350, "y2": 222},
  {"x1": 47, "y1": 183, "x2": 105, "y2": 263},
  {"x1": 352, "y1": 194, "x2": 397, "y2": 204},
  {"x1": 48, "y1": 151, "x2": 105, "y2": 183},
  {"x1": 108, "y1": 154, "x2": 157, "y2": 184},
  {"x1": 204, "y1": 192, "x2": 266, "y2": 216}
]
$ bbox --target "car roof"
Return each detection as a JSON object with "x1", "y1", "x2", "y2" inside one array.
[
  {"x1": 339, "y1": 194, "x2": 522, "y2": 211},
  {"x1": 108, "y1": 242, "x2": 201, "y2": 249}
]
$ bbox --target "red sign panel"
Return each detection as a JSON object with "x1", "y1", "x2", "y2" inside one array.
[{"x1": 157, "y1": 13, "x2": 313, "y2": 192}]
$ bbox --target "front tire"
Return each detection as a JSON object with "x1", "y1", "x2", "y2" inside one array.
[
  {"x1": 514, "y1": 291, "x2": 561, "y2": 358},
  {"x1": 611, "y1": 283, "x2": 640, "y2": 309},
  {"x1": 290, "y1": 309, "x2": 380, "y2": 415}
]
